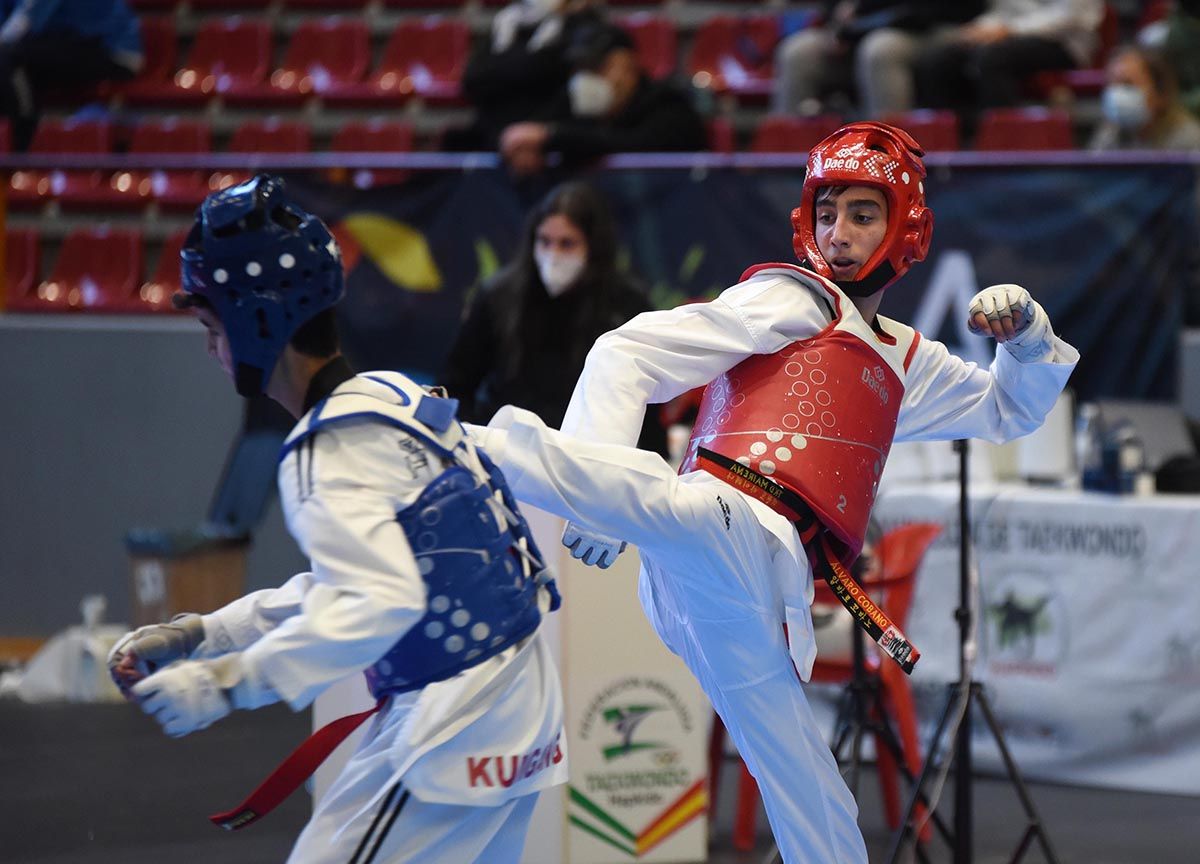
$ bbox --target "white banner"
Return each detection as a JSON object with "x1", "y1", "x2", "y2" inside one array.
[
  {"x1": 870, "y1": 482, "x2": 1200, "y2": 796},
  {"x1": 559, "y1": 543, "x2": 709, "y2": 863}
]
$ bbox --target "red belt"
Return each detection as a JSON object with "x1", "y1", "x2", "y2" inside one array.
[
  {"x1": 697, "y1": 448, "x2": 920, "y2": 674},
  {"x1": 210, "y1": 699, "x2": 384, "y2": 831}
]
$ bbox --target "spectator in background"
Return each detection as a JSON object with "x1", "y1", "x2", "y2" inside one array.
[
  {"x1": 441, "y1": 181, "x2": 663, "y2": 453},
  {"x1": 1090, "y1": 45, "x2": 1200, "y2": 150},
  {"x1": 1139, "y1": 0, "x2": 1200, "y2": 119},
  {"x1": 915, "y1": 0, "x2": 1104, "y2": 136},
  {"x1": 449, "y1": 0, "x2": 604, "y2": 152},
  {"x1": 773, "y1": 1, "x2": 983, "y2": 118},
  {"x1": 497, "y1": 22, "x2": 706, "y2": 176},
  {"x1": 0, "y1": 0, "x2": 142, "y2": 150}
]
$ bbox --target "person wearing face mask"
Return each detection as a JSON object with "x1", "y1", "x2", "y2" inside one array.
[
  {"x1": 448, "y1": 0, "x2": 604, "y2": 152},
  {"x1": 497, "y1": 22, "x2": 707, "y2": 176},
  {"x1": 465, "y1": 122, "x2": 1078, "y2": 862},
  {"x1": 1090, "y1": 44, "x2": 1200, "y2": 150},
  {"x1": 440, "y1": 181, "x2": 659, "y2": 448},
  {"x1": 1140, "y1": 0, "x2": 1200, "y2": 119}
]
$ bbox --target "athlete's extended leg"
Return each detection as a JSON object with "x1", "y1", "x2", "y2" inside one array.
[
  {"x1": 705, "y1": 654, "x2": 868, "y2": 864},
  {"x1": 471, "y1": 407, "x2": 766, "y2": 612}
]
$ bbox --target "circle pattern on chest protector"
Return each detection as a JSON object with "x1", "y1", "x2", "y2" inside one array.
[
  {"x1": 736, "y1": 353, "x2": 841, "y2": 476},
  {"x1": 444, "y1": 635, "x2": 464, "y2": 653},
  {"x1": 425, "y1": 621, "x2": 444, "y2": 639},
  {"x1": 420, "y1": 505, "x2": 441, "y2": 526},
  {"x1": 430, "y1": 595, "x2": 451, "y2": 614},
  {"x1": 418, "y1": 557, "x2": 434, "y2": 576},
  {"x1": 471, "y1": 622, "x2": 491, "y2": 642},
  {"x1": 450, "y1": 609, "x2": 471, "y2": 628}
]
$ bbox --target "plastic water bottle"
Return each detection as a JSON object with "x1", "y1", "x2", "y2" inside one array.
[
  {"x1": 1075, "y1": 403, "x2": 1105, "y2": 491},
  {"x1": 1111, "y1": 420, "x2": 1146, "y2": 495}
]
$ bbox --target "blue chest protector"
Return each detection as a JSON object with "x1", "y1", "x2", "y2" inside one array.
[{"x1": 283, "y1": 373, "x2": 561, "y2": 699}]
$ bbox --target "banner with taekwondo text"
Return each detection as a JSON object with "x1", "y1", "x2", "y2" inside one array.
[
  {"x1": 871, "y1": 482, "x2": 1200, "y2": 797},
  {"x1": 285, "y1": 160, "x2": 1195, "y2": 403}
]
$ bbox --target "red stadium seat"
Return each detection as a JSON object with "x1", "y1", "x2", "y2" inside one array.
[
  {"x1": 126, "y1": 17, "x2": 271, "y2": 106},
  {"x1": 4, "y1": 229, "x2": 41, "y2": 311},
  {"x1": 113, "y1": 17, "x2": 177, "y2": 102},
  {"x1": 706, "y1": 117, "x2": 735, "y2": 154},
  {"x1": 749, "y1": 114, "x2": 842, "y2": 153},
  {"x1": 139, "y1": 230, "x2": 188, "y2": 312},
  {"x1": 323, "y1": 17, "x2": 469, "y2": 107},
  {"x1": 687, "y1": 16, "x2": 779, "y2": 103},
  {"x1": 9, "y1": 119, "x2": 114, "y2": 209},
  {"x1": 289, "y1": 0, "x2": 372, "y2": 8},
  {"x1": 101, "y1": 118, "x2": 213, "y2": 210},
  {"x1": 878, "y1": 110, "x2": 960, "y2": 152},
  {"x1": 0, "y1": 118, "x2": 9, "y2": 152},
  {"x1": 616, "y1": 14, "x2": 677, "y2": 81},
  {"x1": 383, "y1": 0, "x2": 470, "y2": 6},
  {"x1": 227, "y1": 118, "x2": 312, "y2": 152},
  {"x1": 330, "y1": 119, "x2": 414, "y2": 188},
  {"x1": 974, "y1": 107, "x2": 1074, "y2": 151},
  {"x1": 224, "y1": 18, "x2": 370, "y2": 106},
  {"x1": 28, "y1": 228, "x2": 144, "y2": 313},
  {"x1": 190, "y1": 0, "x2": 272, "y2": 8},
  {"x1": 209, "y1": 119, "x2": 313, "y2": 192}
]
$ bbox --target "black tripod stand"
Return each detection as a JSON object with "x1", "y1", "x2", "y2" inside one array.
[
  {"x1": 760, "y1": 548, "x2": 953, "y2": 864},
  {"x1": 827, "y1": 619, "x2": 953, "y2": 864},
  {"x1": 886, "y1": 439, "x2": 1061, "y2": 864}
]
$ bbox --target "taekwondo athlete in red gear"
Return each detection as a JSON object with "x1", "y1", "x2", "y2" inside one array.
[
  {"x1": 467, "y1": 122, "x2": 1079, "y2": 862},
  {"x1": 105, "y1": 175, "x2": 566, "y2": 864}
]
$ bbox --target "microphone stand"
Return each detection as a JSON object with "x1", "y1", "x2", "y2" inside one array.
[{"x1": 886, "y1": 439, "x2": 1061, "y2": 864}]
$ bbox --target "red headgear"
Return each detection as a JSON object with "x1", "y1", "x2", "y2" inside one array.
[{"x1": 791, "y1": 121, "x2": 934, "y2": 296}]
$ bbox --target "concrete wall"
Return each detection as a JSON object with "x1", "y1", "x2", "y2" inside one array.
[{"x1": 0, "y1": 315, "x2": 307, "y2": 636}]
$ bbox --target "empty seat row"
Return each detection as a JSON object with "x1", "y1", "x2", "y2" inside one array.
[
  {"x1": 110, "y1": 14, "x2": 778, "y2": 109},
  {"x1": 5, "y1": 227, "x2": 184, "y2": 315},
  {"x1": 8, "y1": 118, "x2": 415, "y2": 209},
  {"x1": 121, "y1": 16, "x2": 467, "y2": 107},
  {"x1": 6, "y1": 108, "x2": 1074, "y2": 212}
]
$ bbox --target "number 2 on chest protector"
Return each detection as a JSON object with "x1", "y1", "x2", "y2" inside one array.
[{"x1": 837, "y1": 494, "x2": 848, "y2": 513}]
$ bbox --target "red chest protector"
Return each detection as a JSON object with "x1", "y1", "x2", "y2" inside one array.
[{"x1": 679, "y1": 264, "x2": 920, "y2": 561}]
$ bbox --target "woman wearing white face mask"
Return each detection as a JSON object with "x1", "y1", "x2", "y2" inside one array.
[
  {"x1": 1090, "y1": 45, "x2": 1200, "y2": 151},
  {"x1": 441, "y1": 182, "x2": 664, "y2": 450}
]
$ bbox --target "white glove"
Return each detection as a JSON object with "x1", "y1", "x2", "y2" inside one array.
[
  {"x1": 966, "y1": 283, "x2": 1053, "y2": 363},
  {"x1": 107, "y1": 613, "x2": 206, "y2": 697},
  {"x1": 132, "y1": 658, "x2": 232, "y2": 738},
  {"x1": 562, "y1": 520, "x2": 627, "y2": 569}
]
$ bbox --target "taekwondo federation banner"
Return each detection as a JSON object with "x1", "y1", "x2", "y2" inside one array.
[
  {"x1": 284, "y1": 162, "x2": 1194, "y2": 401},
  {"x1": 871, "y1": 483, "x2": 1200, "y2": 797},
  {"x1": 556, "y1": 545, "x2": 710, "y2": 863}
]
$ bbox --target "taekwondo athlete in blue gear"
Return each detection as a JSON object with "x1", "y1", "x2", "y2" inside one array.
[{"x1": 106, "y1": 175, "x2": 567, "y2": 864}]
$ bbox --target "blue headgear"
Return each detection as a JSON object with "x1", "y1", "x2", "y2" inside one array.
[{"x1": 180, "y1": 174, "x2": 344, "y2": 396}]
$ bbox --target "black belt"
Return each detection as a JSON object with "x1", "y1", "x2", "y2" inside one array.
[{"x1": 697, "y1": 448, "x2": 920, "y2": 674}]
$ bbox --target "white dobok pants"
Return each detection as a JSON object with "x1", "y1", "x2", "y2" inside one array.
[{"x1": 484, "y1": 409, "x2": 869, "y2": 864}]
